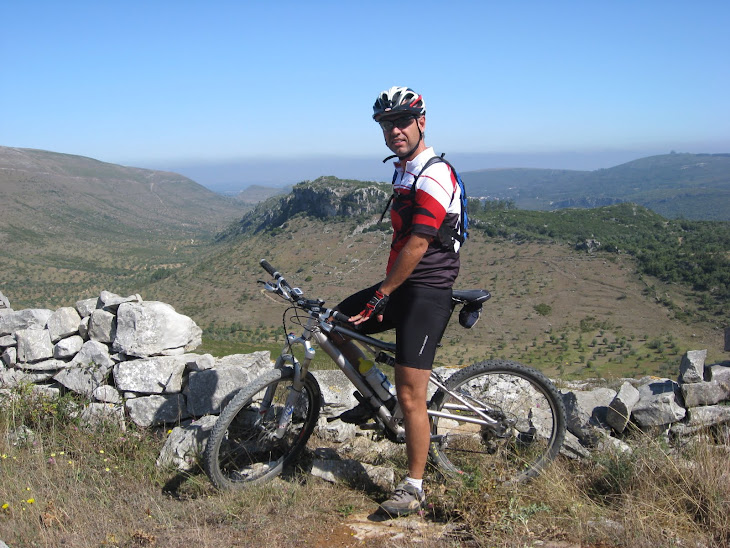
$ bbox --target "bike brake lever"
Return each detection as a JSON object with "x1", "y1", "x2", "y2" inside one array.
[{"x1": 258, "y1": 280, "x2": 280, "y2": 294}]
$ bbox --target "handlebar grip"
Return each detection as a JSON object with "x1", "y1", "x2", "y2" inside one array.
[
  {"x1": 259, "y1": 259, "x2": 279, "y2": 278},
  {"x1": 332, "y1": 310, "x2": 351, "y2": 324}
]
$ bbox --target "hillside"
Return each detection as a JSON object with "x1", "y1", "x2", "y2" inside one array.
[
  {"x1": 136, "y1": 178, "x2": 728, "y2": 380},
  {"x1": 0, "y1": 146, "x2": 244, "y2": 308},
  {"x1": 0, "y1": 146, "x2": 241, "y2": 235},
  {"x1": 1, "y1": 160, "x2": 727, "y2": 380},
  {"x1": 462, "y1": 152, "x2": 730, "y2": 220}
]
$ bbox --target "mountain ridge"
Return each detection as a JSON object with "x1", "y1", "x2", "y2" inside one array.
[{"x1": 461, "y1": 152, "x2": 730, "y2": 220}]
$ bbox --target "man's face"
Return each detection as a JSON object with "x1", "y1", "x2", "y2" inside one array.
[{"x1": 380, "y1": 114, "x2": 425, "y2": 159}]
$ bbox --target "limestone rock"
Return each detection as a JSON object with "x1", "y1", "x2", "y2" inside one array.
[
  {"x1": 0, "y1": 308, "x2": 52, "y2": 336},
  {"x1": 75, "y1": 297, "x2": 98, "y2": 318},
  {"x1": 53, "y1": 335, "x2": 84, "y2": 359},
  {"x1": 156, "y1": 415, "x2": 217, "y2": 471},
  {"x1": 312, "y1": 369, "x2": 360, "y2": 416},
  {"x1": 682, "y1": 377, "x2": 730, "y2": 408},
  {"x1": 16, "y1": 328, "x2": 54, "y2": 363},
  {"x1": 606, "y1": 381, "x2": 641, "y2": 433},
  {"x1": 561, "y1": 387, "x2": 617, "y2": 445},
  {"x1": 632, "y1": 378, "x2": 686, "y2": 427},
  {"x1": 0, "y1": 368, "x2": 55, "y2": 387},
  {"x1": 46, "y1": 307, "x2": 82, "y2": 342},
  {"x1": 315, "y1": 416, "x2": 358, "y2": 443},
  {"x1": 560, "y1": 430, "x2": 592, "y2": 459},
  {"x1": 92, "y1": 385, "x2": 122, "y2": 404},
  {"x1": 679, "y1": 349, "x2": 707, "y2": 384},
  {"x1": 125, "y1": 394, "x2": 189, "y2": 427},
  {"x1": 53, "y1": 340, "x2": 114, "y2": 396},
  {"x1": 113, "y1": 301, "x2": 202, "y2": 357},
  {"x1": 98, "y1": 291, "x2": 142, "y2": 311},
  {"x1": 113, "y1": 355, "x2": 187, "y2": 394},
  {"x1": 88, "y1": 309, "x2": 116, "y2": 344},
  {"x1": 183, "y1": 353, "x2": 216, "y2": 371},
  {"x1": 17, "y1": 358, "x2": 69, "y2": 372},
  {"x1": 686, "y1": 404, "x2": 730, "y2": 428},
  {"x1": 184, "y1": 352, "x2": 270, "y2": 416}
]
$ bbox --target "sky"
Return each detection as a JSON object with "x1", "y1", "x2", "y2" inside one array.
[{"x1": 1, "y1": 1, "x2": 729, "y2": 190}]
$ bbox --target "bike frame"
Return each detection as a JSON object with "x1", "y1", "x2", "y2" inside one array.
[{"x1": 266, "y1": 293, "x2": 502, "y2": 441}]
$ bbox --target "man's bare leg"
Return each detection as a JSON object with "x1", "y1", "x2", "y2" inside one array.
[{"x1": 394, "y1": 364, "x2": 431, "y2": 479}]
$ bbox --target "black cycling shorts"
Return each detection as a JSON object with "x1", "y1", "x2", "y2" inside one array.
[{"x1": 336, "y1": 282, "x2": 453, "y2": 370}]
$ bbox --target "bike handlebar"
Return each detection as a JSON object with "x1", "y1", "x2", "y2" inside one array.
[
  {"x1": 259, "y1": 259, "x2": 280, "y2": 279},
  {"x1": 260, "y1": 259, "x2": 351, "y2": 324},
  {"x1": 331, "y1": 310, "x2": 351, "y2": 324},
  {"x1": 260, "y1": 259, "x2": 293, "y2": 292}
]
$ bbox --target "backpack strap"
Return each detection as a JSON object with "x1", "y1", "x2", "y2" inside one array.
[
  {"x1": 378, "y1": 169, "x2": 400, "y2": 224},
  {"x1": 379, "y1": 154, "x2": 447, "y2": 223},
  {"x1": 379, "y1": 153, "x2": 466, "y2": 249}
]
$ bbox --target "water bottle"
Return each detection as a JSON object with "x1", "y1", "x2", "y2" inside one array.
[{"x1": 358, "y1": 358, "x2": 396, "y2": 403}]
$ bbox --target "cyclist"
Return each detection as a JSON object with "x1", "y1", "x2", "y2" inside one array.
[{"x1": 334, "y1": 86, "x2": 462, "y2": 517}]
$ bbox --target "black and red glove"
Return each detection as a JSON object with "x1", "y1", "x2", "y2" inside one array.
[{"x1": 358, "y1": 289, "x2": 389, "y2": 321}]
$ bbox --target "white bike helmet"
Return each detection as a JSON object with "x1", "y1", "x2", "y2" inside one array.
[{"x1": 373, "y1": 86, "x2": 426, "y2": 121}]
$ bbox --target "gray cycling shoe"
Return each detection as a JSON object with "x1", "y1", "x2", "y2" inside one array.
[{"x1": 379, "y1": 482, "x2": 426, "y2": 517}]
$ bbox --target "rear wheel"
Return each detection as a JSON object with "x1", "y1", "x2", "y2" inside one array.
[
  {"x1": 429, "y1": 360, "x2": 565, "y2": 484},
  {"x1": 204, "y1": 367, "x2": 321, "y2": 490}
]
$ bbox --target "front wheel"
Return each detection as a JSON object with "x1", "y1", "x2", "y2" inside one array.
[
  {"x1": 429, "y1": 360, "x2": 566, "y2": 484},
  {"x1": 204, "y1": 367, "x2": 321, "y2": 490}
]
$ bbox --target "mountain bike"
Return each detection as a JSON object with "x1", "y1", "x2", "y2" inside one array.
[{"x1": 204, "y1": 259, "x2": 566, "y2": 490}]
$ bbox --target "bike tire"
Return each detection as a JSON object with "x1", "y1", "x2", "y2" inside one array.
[
  {"x1": 429, "y1": 360, "x2": 566, "y2": 484},
  {"x1": 204, "y1": 367, "x2": 321, "y2": 490}
]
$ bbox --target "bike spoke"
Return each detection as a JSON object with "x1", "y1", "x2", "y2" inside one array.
[{"x1": 430, "y1": 360, "x2": 565, "y2": 484}]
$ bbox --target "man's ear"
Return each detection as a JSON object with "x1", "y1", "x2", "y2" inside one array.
[{"x1": 418, "y1": 115, "x2": 426, "y2": 132}]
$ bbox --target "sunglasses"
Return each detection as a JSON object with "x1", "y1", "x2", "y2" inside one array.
[{"x1": 378, "y1": 115, "x2": 416, "y2": 131}]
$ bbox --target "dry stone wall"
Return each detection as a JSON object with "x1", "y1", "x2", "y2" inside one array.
[{"x1": 1, "y1": 289, "x2": 729, "y2": 480}]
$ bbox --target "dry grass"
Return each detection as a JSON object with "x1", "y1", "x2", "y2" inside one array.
[
  {"x1": 2, "y1": 387, "x2": 729, "y2": 547},
  {"x1": 456, "y1": 427, "x2": 730, "y2": 548}
]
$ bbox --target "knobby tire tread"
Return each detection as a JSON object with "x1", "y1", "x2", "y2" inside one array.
[{"x1": 204, "y1": 367, "x2": 321, "y2": 490}]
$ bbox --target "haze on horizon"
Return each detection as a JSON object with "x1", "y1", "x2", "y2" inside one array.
[{"x1": 1, "y1": 2, "x2": 728, "y2": 192}]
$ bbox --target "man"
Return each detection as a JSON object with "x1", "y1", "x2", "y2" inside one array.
[{"x1": 334, "y1": 86, "x2": 462, "y2": 517}]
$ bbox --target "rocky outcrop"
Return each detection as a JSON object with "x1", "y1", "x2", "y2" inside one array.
[{"x1": 234, "y1": 177, "x2": 391, "y2": 234}]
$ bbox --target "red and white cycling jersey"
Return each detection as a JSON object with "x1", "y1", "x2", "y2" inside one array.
[{"x1": 387, "y1": 147, "x2": 461, "y2": 288}]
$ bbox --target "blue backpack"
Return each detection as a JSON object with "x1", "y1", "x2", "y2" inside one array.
[{"x1": 380, "y1": 153, "x2": 469, "y2": 250}]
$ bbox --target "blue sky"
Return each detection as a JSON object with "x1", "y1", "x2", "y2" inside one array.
[{"x1": 1, "y1": 1, "x2": 728, "y2": 188}]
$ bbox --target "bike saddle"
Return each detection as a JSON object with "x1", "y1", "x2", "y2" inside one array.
[
  {"x1": 452, "y1": 289, "x2": 491, "y2": 329},
  {"x1": 452, "y1": 289, "x2": 491, "y2": 305}
]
